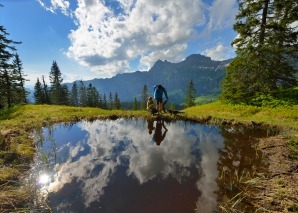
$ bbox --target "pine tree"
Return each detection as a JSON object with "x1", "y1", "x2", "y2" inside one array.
[
  {"x1": 132, "y1": 97, "x2": 138, "y2": 110},
  {"x1": 12, "y1": 53, "x2": 28, "y2": 104},
  {"x1": 141, "y1": 84, "x2": 148, "y2": 110},
  {"x1": 98, "y1": 94, "x2": 103, "y2": 108},
  {"x1": 108, "y1": 92, "x2": 113, "y2": 110},
  {"x1": 41, "y1": 75, "x2": 50, "y2": 104},
  {"x1": 86, "y1": 83, "x2": 99, "y2": 107},
  {"x1": 86, "y1": 83, "x2": 93, "y2": 107},
  {"x1": 69, "y1": 81, "x2": 79, "y2": 106},
  {"x1": 221, "y1": 0, "x2": 298, "y2": 103},
  {"x1": 78, "y1": 80, "x2": 87, "y2": 107},
  {"x1": 114, "y1": 92, "x2": 121, "y2": 109},
  {"x1": 102, "y1": 94, "x2": 107, "y2": 109},
  {"x1": 49, "y1": 60, "x2": 65, "y2": 105},
  {"x1": 0, "y1": 26, "x2": 21, "y2": 107},
  {"x1": 61, "y1": 84, "x2": 69, "y2": 105},
  {"x1": 184, "y1": 80, "x2": 196, "y2": 108},
  {"x1": 34, "y1": 78, "x2": 44, "y2": 104}
]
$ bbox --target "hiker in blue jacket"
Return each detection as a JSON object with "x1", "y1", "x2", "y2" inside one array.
[{"x1": 154, "y1": 84, "x2": 169, "y2": 113}]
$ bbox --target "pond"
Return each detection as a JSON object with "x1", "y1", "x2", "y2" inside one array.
[{"x1": 29, "y1": 117, "x2": 276, "y2": 212}]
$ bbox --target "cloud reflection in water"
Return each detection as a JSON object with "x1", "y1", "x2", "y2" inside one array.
[{"x1": 31, "y1": 118, "x2": 224, "y2": 212}]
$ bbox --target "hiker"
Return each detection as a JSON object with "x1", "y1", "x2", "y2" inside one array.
[
  {"x1": 147, "y1": 96, "x2": 158, "y2": 114},
  {"x1": 153, "y1": 84, "x2": 169, "y2": 113},
  {"x1": 153, "y1": 117, "x2": 168, "y2": 146}
]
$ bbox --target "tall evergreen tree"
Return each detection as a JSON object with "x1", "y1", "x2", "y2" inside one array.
[
  {"x1": 69, "y1": 81, "x2": 79, "y2": 106},
  {"x1": 61, "y1": 84, "x2": 69, "y2": 105},
  {"x1": 102, "y1": 94, "x2": 107, "y2": 109},
  {"x1": 114, "y1": 92, "x2": 121, "y2": 109},
  {"x1": 86, "y1": 83, "x2": 99, "y2": 107},
  {"x1": 78, "y1": 80, "x2": 87, "y2": 107},
  {"x1": 42, "y1": 75, "x2": 50, "y2": 104},
  {"x1": 34, "y1": 78, "x2": 44, "y2": 104},
  {"x1": 49, "y1": 60, "x2": 65, "y2": 105},
  {"x1": 184, "y1": 80, "x2": 196, "y2": 108},
  {"x1": 12, "y1": 53, "x2": 28, "y2": 103},
  {"x1": 221, "y1": 0, "x2": 298, "y2": 103},
  {"x1": 141, "y1": 84, "x2": 148, "y2": 110},
  {"x1": 108, "y1": 92, "x2": 113, "y2": 110},
  {"x1": 0, "y1": 26, "x2": 21, "y2": 107},
  {"x1": 132, "y1": 97, "x2": 138, "y2": 110}
]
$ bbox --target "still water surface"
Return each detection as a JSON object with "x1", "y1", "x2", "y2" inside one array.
[{"x1": 30, "y1": 118, "x2": 273, "y2": 212}]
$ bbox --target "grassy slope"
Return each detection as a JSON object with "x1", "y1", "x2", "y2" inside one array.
[
  {"x1": 184, "y1": 102, "x2": 298, "y2": 130},
  {"x1": 0, "y1": 103, "x2": 297, "y2": 211}
]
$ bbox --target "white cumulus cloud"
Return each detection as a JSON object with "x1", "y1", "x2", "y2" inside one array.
[
  {"x1": 37, "y1": 0, "x2": 237, "y2": 78},
  {"x1": 202, "y1": 43, "x2": 235, "y2": 61}
]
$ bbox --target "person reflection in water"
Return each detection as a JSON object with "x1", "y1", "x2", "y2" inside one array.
[
  {"x1": 147, "y1": 118, "x2": 155, "y2": 135},
  {"x1": 153, "y1": 118, "x2": 168, "y2": 146}
]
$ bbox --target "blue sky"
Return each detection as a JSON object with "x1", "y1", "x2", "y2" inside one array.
[{"x1": 0, "y1": 0, "x2": 238, "y2": 87}]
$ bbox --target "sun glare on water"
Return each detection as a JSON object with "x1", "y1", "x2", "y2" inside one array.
[{"x1": 39, "y1": 174, "x2": 50, "y2": 184}]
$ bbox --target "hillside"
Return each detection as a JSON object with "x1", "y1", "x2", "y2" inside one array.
[{"x1": 67, "y1": 54, "x2": 233, "y2": 104}]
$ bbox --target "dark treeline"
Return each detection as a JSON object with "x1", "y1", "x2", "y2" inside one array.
[{"x1": 33, "y1": 61, "x2": 122, "y2": 110}]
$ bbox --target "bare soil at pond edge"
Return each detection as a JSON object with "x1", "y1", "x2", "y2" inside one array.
[{"x1": 252, "y1": 135, "x2": 298, "y2": 212}]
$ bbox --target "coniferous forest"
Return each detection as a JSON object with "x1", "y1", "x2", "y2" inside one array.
[{"x1": 1, "y1": 1, "x2": 298, "y2": 109}]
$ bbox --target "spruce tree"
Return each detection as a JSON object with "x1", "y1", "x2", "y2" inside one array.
[
  {"x1": 102, "y1": 94, "x2": 107, "y2": 109},
  {"x1": 34, "y1": 78, "x2": 44, "y2": 104},
  {"x1": 12, "y1": 53, "x2": 28, "y2": 104},
  {"x1": 41, "y1": 75, "x2": 50, "y2": 104},
  {"x1": 221, "y1": 0, "x2": 298, "y2": 103},
  {"x1": 69, "y1": 81, "x2": 79, "y2": 106},
  {"x1": 140, "y1": 84, "x2": 148, "y2": 110},
  {"x1": 49, "y1": 61, "x2": 64, "y2": 105},
  {"x1": 108, "y1": 92, "x2": 113, "y2": 110},
  {"x1": 114, "y1": 92, "x2": 121, "y2": 109},
  {"x1": 98, "y1": 94, "x2": 103, "y2": 108},
  {"x1": 78, "y1": 80, "x2": 87, "y2": 107},
  {"x1": 132, "y1": 97, "x2": 138, "y2": 110},
  {"x1": 0, "y1": 26, "x2": 21, "y2": 107},
  {"x1": 86, "y1": 83, "x2": 99, "y2": 107},
  {"x1": 184, "y1": 80, "x2": 196, "y2": 108}
]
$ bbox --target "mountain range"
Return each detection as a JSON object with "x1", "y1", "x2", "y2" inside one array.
[{"x1": 71, "y1": 54, "x2": 233, "y2": 104}]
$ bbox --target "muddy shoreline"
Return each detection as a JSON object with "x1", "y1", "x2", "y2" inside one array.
[{"x1": 252, "y1": 135, "x2": 298, "y2": 212}]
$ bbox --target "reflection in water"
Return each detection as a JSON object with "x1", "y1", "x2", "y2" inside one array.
[
  {"x1": 152, "y1": 117, "x2": 168, "y2": 146},
  {"x1": 29, "y1": 118, "x2": 274, "y2": 212}
]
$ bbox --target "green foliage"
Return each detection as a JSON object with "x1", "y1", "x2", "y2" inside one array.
[
  {"x1": 113, "y1": 92, "x2": 121, "y2": 109},
  {"x1": 248, "y1": 87, "x2": 298, "y2": 107},
  {"x1": 49, "y1": 61, "x2": 66, "y2": 105},
  {"x1": 0, "y1": 26, "x2": 24, "y2": 107},
  {"x1": 34, "y1": 78, "x2": 44, "y2": 104},
  {"x1": 249, "y1": 94, "x2": 291, "y2": 107},
  {"x1": 221, "y1": 0, "x2": 298, "y2": 103},
  {"x1": 132, "y1": 97, "x2": 138, "y2": 110},
  {"x1": 184, "y1": 80, "x2": 196, "y2": 108}
]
